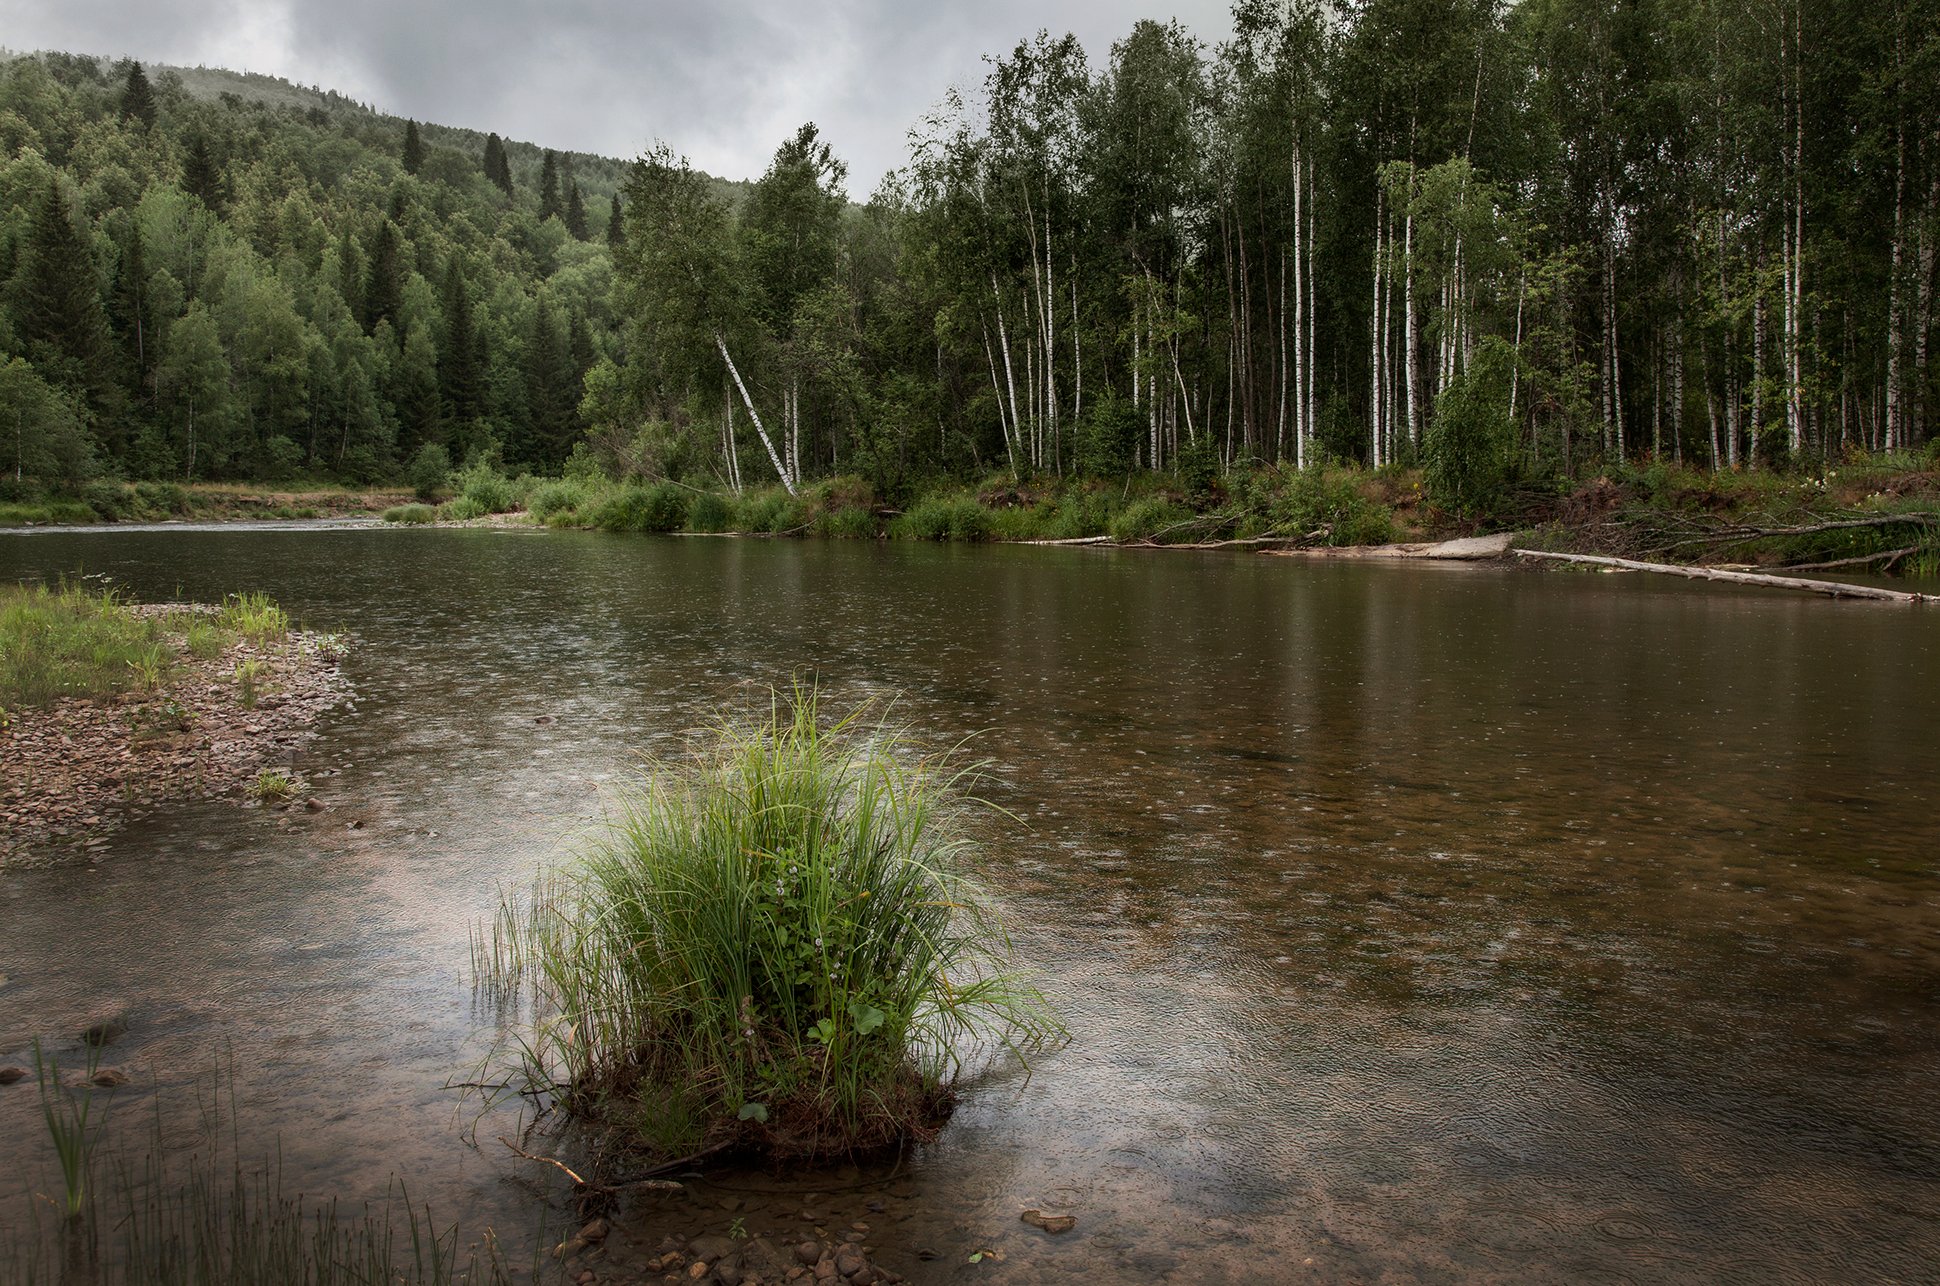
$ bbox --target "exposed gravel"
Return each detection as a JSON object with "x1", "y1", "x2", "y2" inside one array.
[{"x1": 0, "y1": 611, "x2": 351, "y2": 868}]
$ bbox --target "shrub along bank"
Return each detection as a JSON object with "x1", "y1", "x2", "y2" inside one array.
[{"x1": 381, "y1": 450, "x2": 1940, "y2": 577}]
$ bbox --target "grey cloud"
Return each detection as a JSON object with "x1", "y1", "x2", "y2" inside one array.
[{"x1": 1, "y1": 0, "x2": 1235, "y2": 189}]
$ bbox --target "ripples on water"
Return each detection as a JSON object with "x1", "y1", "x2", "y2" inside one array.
[{"x1": 1, "y1": 528, "x2": 1935, "y2": 1282}]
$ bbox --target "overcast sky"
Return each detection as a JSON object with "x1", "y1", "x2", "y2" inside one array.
[{"x1": 3, "y1": 0, "x2": 1236, "y2": 192}]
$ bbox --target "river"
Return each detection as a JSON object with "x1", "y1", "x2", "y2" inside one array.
[{"x1": 2, "y1": 527, "x2": 1936, "y2": 1282}]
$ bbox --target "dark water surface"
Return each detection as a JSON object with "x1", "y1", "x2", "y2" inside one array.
[{"x1": 2, "y1": 528, "x2": 1936, "y2": 1282}]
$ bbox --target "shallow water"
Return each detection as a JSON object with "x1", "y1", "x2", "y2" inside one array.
[{"x1": 2, "y1": 529, "x2": 1936, "y2": 1282}]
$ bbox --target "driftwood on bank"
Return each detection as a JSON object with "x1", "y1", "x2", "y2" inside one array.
[
  {"x1": 1265, "y1": 532, "x2": 1517, "y2": 561},
  {"x1": 1512, "y1": 548, "x2": 1934, "y2": 603}
]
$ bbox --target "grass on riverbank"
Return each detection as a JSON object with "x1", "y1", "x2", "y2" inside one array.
[
  {"x1": 476, "y1": 687, "x2": 1062, "y2": 1165},
  {"x1": 0, "y1": 584, "x2": 291, "y2": 712},
  {"x1": 0, "y1": 480, "x2": 410, "y2": 527}
]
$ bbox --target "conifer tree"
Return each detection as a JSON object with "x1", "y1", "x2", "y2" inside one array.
[
  {"x1": 539, "y1": 150, "x2": 561, "y2": 222},
  {"x1": 523, "y1": 293, "x2": 576, "y2": 463},
  {"x1": 606, "y1": 192, "x2": 625, "y2": 248},
  {"x1": 119, "y1": 60, "x2": 157, "y2": 128},
  {"x1": 483, "y1": 133, "x2": 513, "y2": 195},
  {"x1": 568, "y1": 309, "x2": 595, "y2": 379},
  {"x1": 180, "y1": 132, "x2": 223, "y2": 210},
  {"x1": 565, "y1": 179, "x2": 589, "y2": 240},
  {"x1": 402, "y1": 119, "x2": 425, "y2": 175},
  {"x1": 439, "y1": 260, "x2": 480, "y2": 422},
  {"x1": 108, "y1": 219, "x2": 153, "y2": 397},
  {"x1": 17, "y1": 180, "x2": 111, "y2": 397},
  {"x1": 362, "y1": 219, "x2": 404, "y2": 333}
]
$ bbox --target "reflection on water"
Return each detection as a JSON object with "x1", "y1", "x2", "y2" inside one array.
[{"x1": 2, "y1": 529, "x2": 1936, "y2": 1281}]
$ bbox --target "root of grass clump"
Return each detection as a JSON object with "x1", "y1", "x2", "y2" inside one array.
[{"x1": 476, "y1": 686, "x2": 1062, "y2": 1173}]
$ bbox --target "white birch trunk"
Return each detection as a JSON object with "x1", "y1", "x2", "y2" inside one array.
[{"x1": 715, "y1": 333, "x2": 796, "y2": 495}]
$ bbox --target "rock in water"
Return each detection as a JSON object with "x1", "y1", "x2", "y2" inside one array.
[
  {"x1": 82, "y1": 1011, "x2": 129, "y2": 1046},
  {"x1": 1020, "y1": 1209, "x2": 1077, "y2": 1234}
]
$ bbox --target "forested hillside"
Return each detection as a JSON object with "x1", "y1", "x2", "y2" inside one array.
[
  {"x1": 0, "y1": 49, "x2": 643, "y2": 486},
  {"x1": 3, "y1": 0, "x2": 1938, "y2": 513}
]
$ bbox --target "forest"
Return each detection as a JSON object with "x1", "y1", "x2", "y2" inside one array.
[{"x1": 2, "y1": 0, "x2": 1937, "y2": 517}]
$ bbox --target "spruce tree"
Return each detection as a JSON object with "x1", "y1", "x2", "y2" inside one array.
[
  {"x1": 523, "y1": 293, "x2": 576, "y2": 463},
  {"x1": 568, "y1": 309, "x2": 595, "y2": 379},
  {"x1": 18, "y1": 180, "x2": 111, "y2": 396},
  {"x1": 180, "y1": 132, "x2": 223, "y2": 210},
  {"x1": 402, "y1": 119, "x2": 425, "y2": 175},
  {"x1": 606, "y1": 192, "x2": 625, "y2": 248},
  {"x1": 565, "y1": 179, "x2": 589, "y2": 239},
  {"x1": 483, "y1": 133, "x2": 512, "y2": 195},
  {"x1": 362, "y1": 219, "x2": 404, "y2": 333},
  {"x1": 439, "y1": 260, "x2": 480, "y2": 422},
  {"x1": 108, "y1": 219, "x2": 153, "y2": 396},
  {"x1": 538, "y1": 150, "x2": 561, "y2": 222},
  {"x1": 119, "y1": 61, "x2": 157, "y2": 128}
]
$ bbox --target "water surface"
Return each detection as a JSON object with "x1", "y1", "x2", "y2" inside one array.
[{"x1": 2, "y1": 529, "x2": 1935, "y2": 1282}]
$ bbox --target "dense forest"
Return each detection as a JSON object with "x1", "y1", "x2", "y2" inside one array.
[{"x1": 3, "y1": 0, "x2": 1938, "y2": 510}]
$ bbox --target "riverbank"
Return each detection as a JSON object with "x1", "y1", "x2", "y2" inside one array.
[
  {"x1": 0, "y1": 481, "x2": 412, "y2": 527},
  {"x1": 374, "y1": 456, "x2": 1940, "y2": 583},
  {"x1": 0, "y1": 587, "x2": 350, "y2": 868}
]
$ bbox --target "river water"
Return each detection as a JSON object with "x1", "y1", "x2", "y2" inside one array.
[{"x1": 2, "y1": 527, "x2": 1936, "y2": 1283}]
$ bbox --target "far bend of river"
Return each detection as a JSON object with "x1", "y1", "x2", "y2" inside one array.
[{"x1": 2, "y1": 527, "x2": 1937, "y2": 1283}]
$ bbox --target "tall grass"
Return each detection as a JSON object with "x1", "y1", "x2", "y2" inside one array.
[
  {"x1": 3, "y1": 1067, "x2": 515, "y2": 1286},
  {"x1": 32, "y1": 1040, "x2": 105, "y2": 1222},
  {"x1": 478, "y1": 687, "x2": 1061, "y2": 1162},
  {"x1": 219, "y1": 592, "x2": 290, "y2": 644},
  {"x1": 1, "y1": 584, "x2": 171, "y2": 708},
  {"x1": 2, "y1": 585, "x2": 296, "y2": 713}
]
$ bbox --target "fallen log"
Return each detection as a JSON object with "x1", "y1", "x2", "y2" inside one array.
[{"x1": 1513, "y1": 548, "x2": 1934, "y2": 603}]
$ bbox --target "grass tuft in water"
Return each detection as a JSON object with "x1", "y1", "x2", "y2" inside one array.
[
  {"x1": 478, "y1": 685, "x2": 1062, "y2": 1164},
  {"x1": 4, "y1": 1064, "x2": 517, "y2": 1286},
  {"x1": 32, "y1": 1040, "x2": 106, "y2": 1223}
]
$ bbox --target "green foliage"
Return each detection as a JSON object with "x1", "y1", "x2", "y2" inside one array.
[
  {"x1": 246, "y1": 767, "x2": 302, "y2": 801},
  {"x1": 1077, "y1": 395, "x2": 1141, "y2": 479},
  {"x1": 1424, "y1": 341, "x2": 1521, "y2": 519},
  {"x1": 526, "y1": 478, "x2": 592, "y2": 520},
  {"x1": 892, "y1": 496, "x2": 989, "y2": 541},
  {"x1": 589, "y1": 482, "x2": 688, "y2": 533},
  {"x1": 407, "y1": 443, "x2": 451, "y2": 501},
  {"x1": 686, "y1": 491, "x2": 735, "y2": 532},
  {"x1": 1268, "y1": 466, "x2": 1395, "y2": 546},
  {"x1": 815, "y1": 506, "x2": 879, "y2": 538},
  {"x1": 219, "y1": 591, "x2": 289, "y2": 643},
  {"x1": 453, "y1": 465, "x2": 516, "y2": 514},
  {"x1": 1109, "y1": 497, "x2": 1193, "y2": 542},
  {"x1": 737, "y1": 489, "x2": 806, "y2": 534},
  {"x1": 1, "y1": 583, "x2": 168, "y2": 707},
  {"x1": 32, "y1": 1040, "x2": 104, "y2": 1221},
  {"x1": 438, "y1": 495, "x2": 490, "y2": 521},
  {"x1": 382, "y1": 503, "x2": 437, "y2": 524},
  {"x1": 476, "y1": 688, "x2": 1061, "y2": 1159},
  {"x1": 6, "y1": 1065, "x2": 510, "y2": 1284}
]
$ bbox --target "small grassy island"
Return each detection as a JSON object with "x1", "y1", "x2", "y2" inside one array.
[
  {"x1": 478, "y1": 690, "x2": 1062, "y2": 1178},
  {"x1": 0, "y1": 582, "x2": 349, "y2": 866}
]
